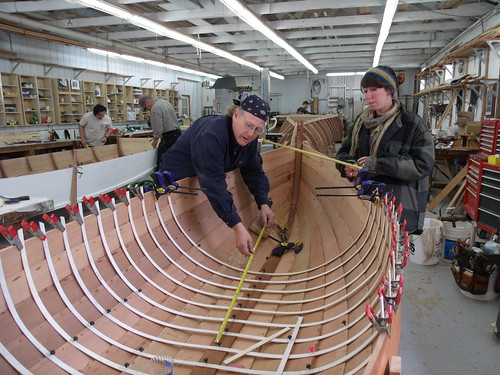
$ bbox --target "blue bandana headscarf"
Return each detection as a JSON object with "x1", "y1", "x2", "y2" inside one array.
[{"x1": 233, "y1": 90, "x2": 270, "y2": 121}]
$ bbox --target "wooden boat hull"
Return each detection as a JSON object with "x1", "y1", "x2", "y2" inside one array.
[{"x1": 0, "y1": 138, "x2": 402, "y2": 374}]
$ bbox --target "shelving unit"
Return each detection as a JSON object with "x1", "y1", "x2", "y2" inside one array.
[
  {"x1": 0, "y1": 72, "x2": 180, "y2": 125},
  {"x1": 124, "y1": 85, "x2": 143, "y2": 121},
  {"x1": 168, "y1": 89, "x2": 179, "y2": 116},
  {"x1": 52, "y1": 78, "x2": 84, "y2": 124},
  {"x1": 19, "y1": 75, "x2": 40, "y2": 125},
  {"x1": 36, "y1": 76, "x2": 55, "y2": 124},
  {"x1": 82, "y1": 81, "x2": 105, "y2": 114},
  {"x1": 106, "y1": 83, "x2": 126, "y2": 122},
  {"x1": 416, "y1": 33, "x2": 499, "y2": 131},
  {"x1": 0, "y1": 72, "x2": 23, "y2": 126}
]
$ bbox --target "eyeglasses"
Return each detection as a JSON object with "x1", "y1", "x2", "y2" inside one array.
[{"x1": 241, "y1": 113, "x2": 264, "y2": 134}]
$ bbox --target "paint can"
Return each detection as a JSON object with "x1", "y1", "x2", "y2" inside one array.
[{"x1": 409, "y1": 218, "x2": 443, "y2": 265}]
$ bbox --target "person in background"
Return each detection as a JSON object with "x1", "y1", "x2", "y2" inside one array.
[
  {"x1": 335, "y1": 66, "x2": 435, "y2": 234},
  {"x1": 79, "y1": 104, "x2": 112, "y2": 147},
  {"x1": 160, "y1": 92, "x2": 275, "y2": 256},
  {"x1": 296, "y1": 100, "x2": 313, "y2": 114},
  {"x1": 139, "y1": 94, "x2": 181, "y2": 170}
]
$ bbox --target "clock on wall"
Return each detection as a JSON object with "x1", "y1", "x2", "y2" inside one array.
[{"x1": 312, "y1": 80, "x2": 321, "y2": 95}]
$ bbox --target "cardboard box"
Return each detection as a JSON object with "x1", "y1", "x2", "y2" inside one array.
[
  {"x1": 459, "y1": 111, "x2": 473, "y2": 119},
  {"x1": 466, "y1": 124, "x2": 481, "y2": 134}
]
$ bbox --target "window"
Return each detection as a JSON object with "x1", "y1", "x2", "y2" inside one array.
[{"x1": 180, "y1": 94, "x2": 190, "y2": 118}]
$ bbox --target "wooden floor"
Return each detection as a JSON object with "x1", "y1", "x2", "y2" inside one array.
[{"x1": 0, "y1": 133, "x2": 404, "y2": 374}]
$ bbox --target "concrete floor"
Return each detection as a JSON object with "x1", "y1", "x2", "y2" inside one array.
[{"x1": 399, "y1": 208, "x2": 500, "y2": 374}]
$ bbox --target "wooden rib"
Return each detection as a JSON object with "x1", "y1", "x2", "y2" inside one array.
[
  {"x1": 0, "y1": 341, "x2": 32, "y2": 375},
  {"x1": 0, "y1": 242, "x2": 85, "y2": 374}
]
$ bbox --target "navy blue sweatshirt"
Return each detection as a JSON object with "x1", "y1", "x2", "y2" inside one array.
[{"x1": 160, "y1": 115, "x2": 270, "y2": 227}]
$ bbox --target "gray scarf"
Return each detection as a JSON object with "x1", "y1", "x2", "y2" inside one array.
[{"x1": 349, "y1": 100, "x2": 401, "y2": 156}]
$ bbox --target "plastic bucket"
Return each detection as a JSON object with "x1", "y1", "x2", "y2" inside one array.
[
  {"x1": 409, "y1": 218, "x2": 443, "y2": 265},
  {"x1": 442, "y1": 221, "x2": 473, "y2": 260}
]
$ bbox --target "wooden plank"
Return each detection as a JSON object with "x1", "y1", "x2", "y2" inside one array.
[
  {"x1": 287, "y1": 121, "x2": 303, "y2": 231},
  {"x1": 436, "y1": 91, "x2": 457, "y2": 130},
  {"x1": 390, "y1": 356, "x2": 402, "y2": 375},
  {"x1": 428, "y1": 164, "x2": 468, "y2": 212},
  {"x1": 445, "y1": 180, "x2": 466, "y2": 214},
  {"x1": 222, "y1": 327, "x2": 290, "y2": 365}
]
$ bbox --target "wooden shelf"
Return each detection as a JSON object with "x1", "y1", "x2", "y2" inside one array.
[{"x1": 0, "y1": 72, "x2": 23, "y2": 126}]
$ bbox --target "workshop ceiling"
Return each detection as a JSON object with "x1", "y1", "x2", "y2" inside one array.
[{"x1": 1, "y1": 0, "x2": 499, "y2": 78}]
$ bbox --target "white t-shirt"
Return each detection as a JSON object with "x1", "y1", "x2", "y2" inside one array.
[{"x1": 79, "y1": 111, "x2": 112, "y2": 146}]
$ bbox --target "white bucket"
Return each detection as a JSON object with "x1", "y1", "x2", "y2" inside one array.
[
  {"x1": 442, "y1": 221, "x2": 473, "y2": 260},
  {"x1": 409, "y1": 218, "x2": 443, "y2": 265}
]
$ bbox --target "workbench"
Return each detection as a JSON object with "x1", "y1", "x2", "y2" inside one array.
[
  {"x1": 432, "y1": 146, "x2": 477, "y2": 187},
  {"x1": 0, "y1": 140, "x2": 80, "y2": 159},
  {"x1": 0, "y1": 197, "x2": 54, "y2": 227}
]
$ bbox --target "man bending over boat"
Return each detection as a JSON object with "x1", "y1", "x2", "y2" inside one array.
[{"x1": 160, "y1": 92, "x2": 275, "y2": 256}]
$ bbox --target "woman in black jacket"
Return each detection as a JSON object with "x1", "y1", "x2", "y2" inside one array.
[{"x1": 336, "y1": 66, "x2": 435, "y2": 234}]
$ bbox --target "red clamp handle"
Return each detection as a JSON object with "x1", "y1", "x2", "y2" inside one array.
[
  {"x1": 396, "y1": 286, "x2": 403, "y2": 305},
  {"x1": 365, "y1": 304, "x2": 375, "y2": 323},
  {"x1": 387, "y1": 304, "x2": 393, "y2": 324}
]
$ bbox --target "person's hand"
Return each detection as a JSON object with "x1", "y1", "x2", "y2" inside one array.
[
  {"x1": 357, "y1": 156, "x2": 367, "y2": 166},
  {"x1": 344, "y1": 165, "x2": 358, "y2": 178},
  {"x1": 101, "y1": 136, "x2": 107, "y2": 143},
  {"x1": 151, "y1": 138, "x2": 159, "y2": 149},
  {"x1": 233, "y1": 223, "x2": 253, "y2": 256},
  {"x1": 260, "y1": 204, "x2": 275, "y2": 228}
]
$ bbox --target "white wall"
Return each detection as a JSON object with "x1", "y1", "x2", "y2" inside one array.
[{"x1": 0, "y1": 32, "x2": 211, "y2": 121}]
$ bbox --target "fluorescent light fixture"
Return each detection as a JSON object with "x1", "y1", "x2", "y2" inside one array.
[
  {"x1": 270, "y1": 72, "x2": 285, "y2": 80},
  {"x1": 326, "y1": 72, "x2": 365, "y2": 77},
  {"x1": 87, "y1": 48, "x2": 221, "y2": 80},
  {"x1": 68, "y1": 0, "x2": 284, "y2": 78},
  {"x1": 373, "y1": 0, "x2": 399, "y2": 67},
  {"x1": 219, "y1": 0, "x2": 318, "y2": 75}
]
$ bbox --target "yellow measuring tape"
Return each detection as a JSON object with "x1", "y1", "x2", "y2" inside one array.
[
  {"x1": 261, "y1": 138, "x2": 362, "y2": 169},
  {"x1": 215, "y1": 226, "x2": 267, "y2": 344}
]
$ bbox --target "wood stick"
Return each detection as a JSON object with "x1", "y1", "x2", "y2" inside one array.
[
  {"x1": 222, "y1": 327, "x2": 290, "y2": 365},
  {"x1": 428, "y1": 164, "x2": 467, "y2": 212}
]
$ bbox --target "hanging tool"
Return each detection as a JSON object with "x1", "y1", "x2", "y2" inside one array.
[{"x1": 1, "y1": 195, "x2": 30, "y2": 204}]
